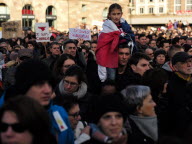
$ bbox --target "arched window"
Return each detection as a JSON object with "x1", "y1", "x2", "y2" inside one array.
[
  {"x1": 0, "y1": 3, "x2": 10, "y2": 25},
  {"x1": 102, "y1": 8, "x2": 108, "y2": 21},
  {"x1": 22, "y1": 4, "x2": 35, "y2": 30},
  {"x1": 46, "y1": 6, "x2": 57, "y2": 28}
]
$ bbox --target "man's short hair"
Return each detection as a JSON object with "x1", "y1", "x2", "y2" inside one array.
[
  {"x1": 149, "y1": 39, "x2": 156, "y2": 44},
  {"x1": 180, "y1": 36, "x2": 188, "y2": 40},
  {"x1": 91, "y1": 41, "x2": 97, "y2": 45},
  {"x1": 138, "y1": 34, "x2": 146, "y2": 39},
  {"x1": 159, "y1": 40, "x2": 169, "y2": 48},
  {"x1": 146, "y1": 35, "x2": 152, "y2": 40},
  {"x1": 187, "y1": 37, "x2": 192, "y2": 41},
  {"x1": 118, "y1": 44, "x2": 131, "y2": 49},
  {"x1": 91, "y1": 34, "x2": 98, "y2": 38},
  {"x1": 171, "y1": 37, "x2": 180, "y2": 45},
  {"x1": 128, "y1": 52, "x2": 151, "y2": 66},
  {"x1": 168, "y1": 45, "x2": 183, "y2": 59},
  {"x1": 63, "y1": 39, "x2": 77, "y2": 49},
  {"x1": 50, "y1": 42, "x2": 60, "y2": 49}
]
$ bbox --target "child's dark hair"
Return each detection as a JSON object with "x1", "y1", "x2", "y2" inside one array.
[{"x1": 107, "y1": 3, "x2": 122, "y2": 19}]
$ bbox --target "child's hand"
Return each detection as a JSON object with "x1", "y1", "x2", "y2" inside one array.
[
  {"x1": 120, "y1": 32, "x2": 127, "y2": 37},
  {"x1": 81, "y1": 126, "x2": 90, "y2": 135}
]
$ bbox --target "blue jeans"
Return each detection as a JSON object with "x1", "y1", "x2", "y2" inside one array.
[{"x1": 106, "y1": 68, "x2": 116, "y2": 81}]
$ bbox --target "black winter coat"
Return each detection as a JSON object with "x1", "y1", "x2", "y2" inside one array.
[{"x1": 128, "y1": 118, "x2": 156, "y2": 144}]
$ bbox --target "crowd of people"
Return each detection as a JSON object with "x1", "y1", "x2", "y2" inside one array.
[{"x1": 0, "y1": 2, "x2": 192, "y2": 144}]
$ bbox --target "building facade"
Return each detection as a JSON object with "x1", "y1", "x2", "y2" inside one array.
[
  {"x1": 0, "y1": 0, "x2": 192, "y2": 31},
  {"x1": 0, "y1": 0, "x2": 129, "y2": 31},
  {"x1": 128, "y1": 0, "x2": 192, "y2": 26}
]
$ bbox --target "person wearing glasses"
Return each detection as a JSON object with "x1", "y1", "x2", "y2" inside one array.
[
  {"x1": 0, "y1": 59, "x2": 74, "y2": 144},
  {"x1": 0, "y1": 96, "x2": 56, "y2": 144},
  {"x1": 144, "y1": 48, "x2": 154, "y2": 61},
  {"x1": 57, "y1": 95, "x2": 90, "y2": 144},
  {"x1": 54, "y1": 65, "x2": 90, "y2": 121},
  {"x1": 53, "y1": 54, "x2": 76, "y2": 84}
]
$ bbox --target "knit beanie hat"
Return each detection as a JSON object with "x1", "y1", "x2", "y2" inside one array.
[
  {"x1": 92, "y1": 93, "x2": 127, "y2": 124},
  {"x1": 154, "y1": 49, "x2": 166, "y2": 61},
  {"x1": 15, "y1": 59, "x2": 55, "y2": 94}
]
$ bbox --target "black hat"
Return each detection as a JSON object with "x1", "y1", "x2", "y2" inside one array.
[
  {"x1": 172, "y1": 52, "x2": 192, "y2": 65},
  {"x1": 92, "y1": 93, "x2": 127, "y2": 124},
  {"x1": 15, "y1": 59, "x2": 55, "y2": 94}
]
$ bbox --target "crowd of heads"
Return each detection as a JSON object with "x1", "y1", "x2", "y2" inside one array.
[{"x1": 0, "y1": 3, "x2": 192, "y2": 144}]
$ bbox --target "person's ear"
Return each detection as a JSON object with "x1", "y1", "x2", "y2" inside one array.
[
  {"x1": 130, "y1": 64, "x2": 136, "y2": 72},
  {"x1": 136, "y1": 105, "x2": 143, "y2": 115},
  {"x1": 172, "y1": 64, "x2": 178, "y2": 72}
]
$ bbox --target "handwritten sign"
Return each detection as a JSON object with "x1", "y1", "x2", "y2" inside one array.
[
  {"x1": 1, "y1": 21, "x2": 22, "y2": 39},
  {"x1": 69, "y1": 28, "x2": 91, "y2": 40},
  {"x1": 35, "y1": 23, "x2": 50, "y2": 42}
]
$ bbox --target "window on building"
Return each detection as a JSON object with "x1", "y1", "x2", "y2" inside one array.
[
  {"x1": 22, "y1": 4, "x2": 35, "y2": 30},
  {"x1": 0, "y1": 3, "x2": 10, "y2": 25},
  {"x1": 149, "y1": 7, "x2": 154, "y2": 13},
  {"x1": 186, "y1": 0, "x2": 192, "y2": 11},
  {"x1": 175, "y1": 0, "x2": 181, "y2": 4},
  {"x1": 159, "y1": 7, "x2": 163, "y2": 13},
  {"x1": 149, "y1": 0, "x2": 153, "y2": 2},
  {"x1": 175, "y1": 6, "x2": 181, "y2": 11},
  {"x1": 46, "y1": 6, "x2": 57, "y2": 28},
  {"x1": 82, "y1": 4, "x2": 86, "y2": 12},
  {"x1": 187, "y1": 0, "x2": 192, "y2": 4},
  {"x1": 175, "y1": 0, "x2": 181, "y2": 13},
  {"x1": 140, "y1": 8, "x2": 144, "y2": 13},
  {"x1": 102, "y1": 8, "x2": 108, "y2": 21}
]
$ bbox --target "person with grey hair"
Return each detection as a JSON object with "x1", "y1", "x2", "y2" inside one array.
[{"x1": 121, "y1": 85, "x2": 157, "y2": 144}]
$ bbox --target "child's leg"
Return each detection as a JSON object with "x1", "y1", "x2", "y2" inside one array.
[
  {"x1": 98, "y1": 65, "x2": 107, "y2": 82},
  {"x1": 106, "y1": 68, "x2": 116, "y2": 80}
]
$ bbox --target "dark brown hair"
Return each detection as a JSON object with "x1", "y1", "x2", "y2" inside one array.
[{"x1": 107, "y1": 3, "x2": 122, "y2": 19}]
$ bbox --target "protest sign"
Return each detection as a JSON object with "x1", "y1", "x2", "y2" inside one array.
[
  {"x1": 2, "y1": 21, "x2": 22, "y2": 39},
  {"x1": 35, "y1": 23, "x2": 50, "y2": 42},
  {"x1": 69, "y1": 28, "x2": 91, "y2": 40}
]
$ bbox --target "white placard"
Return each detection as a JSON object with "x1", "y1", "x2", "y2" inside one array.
[
  {"x1": 69, "y1": 28, "x2": 91, "y2": 40},
  {"x1": 35, "y1": 23, "x2": 50, "y2": 42}
]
